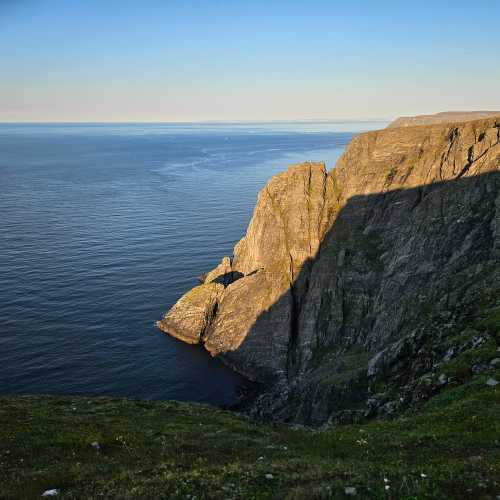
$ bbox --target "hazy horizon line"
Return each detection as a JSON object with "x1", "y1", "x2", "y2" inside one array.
[{"x1": 0, "y1": 118, "x2": 393, "y2": 125}]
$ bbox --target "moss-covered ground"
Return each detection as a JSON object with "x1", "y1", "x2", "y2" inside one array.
[{"x1": 1, "y1": 370, "x2": 499, "y2": 499}]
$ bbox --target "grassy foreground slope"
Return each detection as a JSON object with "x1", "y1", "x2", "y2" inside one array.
[{"x1": 1, "y1": 374, "x2": 499, "y2": 500}]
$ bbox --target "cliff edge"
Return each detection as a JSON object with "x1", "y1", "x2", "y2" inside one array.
[
  {"x1": 388, "y1": 110, "x2": 500, "y2": 128},
  {"x1": 158, "y1": 116, "x2": 500, "y2": 424}
]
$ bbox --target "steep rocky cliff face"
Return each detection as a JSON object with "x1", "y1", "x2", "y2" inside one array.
[
  {"x1": 158, "y1": 117, "x2": 500, "y2": 424},
  {"x1": 158, "y1": 163, "x2": 339, "y2": 382}
]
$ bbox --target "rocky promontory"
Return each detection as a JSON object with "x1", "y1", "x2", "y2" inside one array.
[{"x1": 158, "y1": 115, "x2": 500, "y2": 424}]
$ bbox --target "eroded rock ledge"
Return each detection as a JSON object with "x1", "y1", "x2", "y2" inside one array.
[{"x1": 158, "y1": 116, "x2": 500, "y2": 424}]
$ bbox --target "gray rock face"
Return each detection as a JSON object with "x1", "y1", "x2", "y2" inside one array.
[{"x1": 158, "y1": 117, "x2": 500, "y2": 424}]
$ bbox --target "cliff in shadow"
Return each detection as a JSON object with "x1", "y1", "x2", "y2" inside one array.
[{"x1": 158, "y1": 116, "x2": 500, "y2": 425}]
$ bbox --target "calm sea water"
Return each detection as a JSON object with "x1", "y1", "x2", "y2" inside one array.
[{"x1": 0, "y1": 121, "x2": 385, "y2": 405}]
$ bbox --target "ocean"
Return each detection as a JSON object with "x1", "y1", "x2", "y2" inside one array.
[{"x1": 0, "y1": 121, "x2": 386, "y2": 406}]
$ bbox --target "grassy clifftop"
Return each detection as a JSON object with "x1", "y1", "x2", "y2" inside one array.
[{"x1": 1, "y1": 373, "x2": 499, "y2": 499}]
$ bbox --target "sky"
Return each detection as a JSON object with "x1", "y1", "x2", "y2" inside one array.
[{"x1": 0, "y1": 0, "x2": 499, "y2": 122}]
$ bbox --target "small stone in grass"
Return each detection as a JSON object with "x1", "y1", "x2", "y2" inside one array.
[
  {"x1": 345, "y1": 486, "x2": 357, "y2": 495},
  {"x1": 486, "y1": 378, "x2": 499, "y2": 386},
  {"x1": 42, "y1": 489, "x2": 59, "y2": 497},
  {"x1": 265, "y1": 473, "x2": 274, "y2": 480}
]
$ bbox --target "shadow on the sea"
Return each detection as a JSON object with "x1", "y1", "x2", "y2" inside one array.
[{"x1": 223, "y1": 171, "x2": 500, "y2": 419}]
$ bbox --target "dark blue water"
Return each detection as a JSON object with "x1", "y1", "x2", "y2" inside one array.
[{"x1": 0, "y1": 121, "x2": 385, "y2": 405}]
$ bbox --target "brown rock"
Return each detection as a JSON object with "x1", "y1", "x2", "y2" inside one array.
[{"x1": 156, "y1": 282, "x2": 224, "y2": 344}]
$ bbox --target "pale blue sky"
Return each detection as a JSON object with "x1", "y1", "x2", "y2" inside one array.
[{"x1": 1, "y1": 0, "x2": 499, "y2": 122}]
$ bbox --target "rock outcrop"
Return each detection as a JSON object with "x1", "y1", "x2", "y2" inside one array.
[
  {"x1": 158, "y1": 116, "x2": 500, "y2": 424},
  {"x1": 156, "y1": 283, "x2": 224, "y2": 344},
  {"x1": 158, "y1": 162, "x2": 339, "y2": 382}
]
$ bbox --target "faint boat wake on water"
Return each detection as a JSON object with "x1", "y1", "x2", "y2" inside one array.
[{"x1": 0, "y1": 121, "x2": 386, "y2": 406}]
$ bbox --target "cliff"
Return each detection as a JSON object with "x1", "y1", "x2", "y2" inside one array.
[
  {"x1": 388, "y1": 110, "x2": 500, "y2": 128},
  {"x1": 158, "y1": 116, "x2": 500, "y2": 424}
]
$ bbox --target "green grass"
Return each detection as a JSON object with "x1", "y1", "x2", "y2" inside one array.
[
  {"x1": 1, "y1": 374, "x2": 499, "y2": 499},
  {"x1": 477, "y1": 304, "x2": 500, "y2": 338}
]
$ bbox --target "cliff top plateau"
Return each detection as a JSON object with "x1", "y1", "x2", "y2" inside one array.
[{"x1": 388, "y1": 110, "x2": 500, "y2": 128}]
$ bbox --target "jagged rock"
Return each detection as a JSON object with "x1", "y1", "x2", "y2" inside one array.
[
  {"x1": 471, "y1": 336, "x2": 487, "y2": 348},
  {"x1": 379, "y1": 401, "x2": 399, "y2": 416},
  {"x1": 472, "y1": 363, "x2": 491, "y2": 374},
  {"x1": 158, "y1": 116, "x2": 500, "y2": 424},
  {"x1": 156, "y1": 283, "x2": 224, "y2": 344},
  {"x1": 367, "y1": 351, "x2": 384, "y2": 378},
  {"x1": 442, "y1": 347, "x2": 457, "y2": 362}
]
